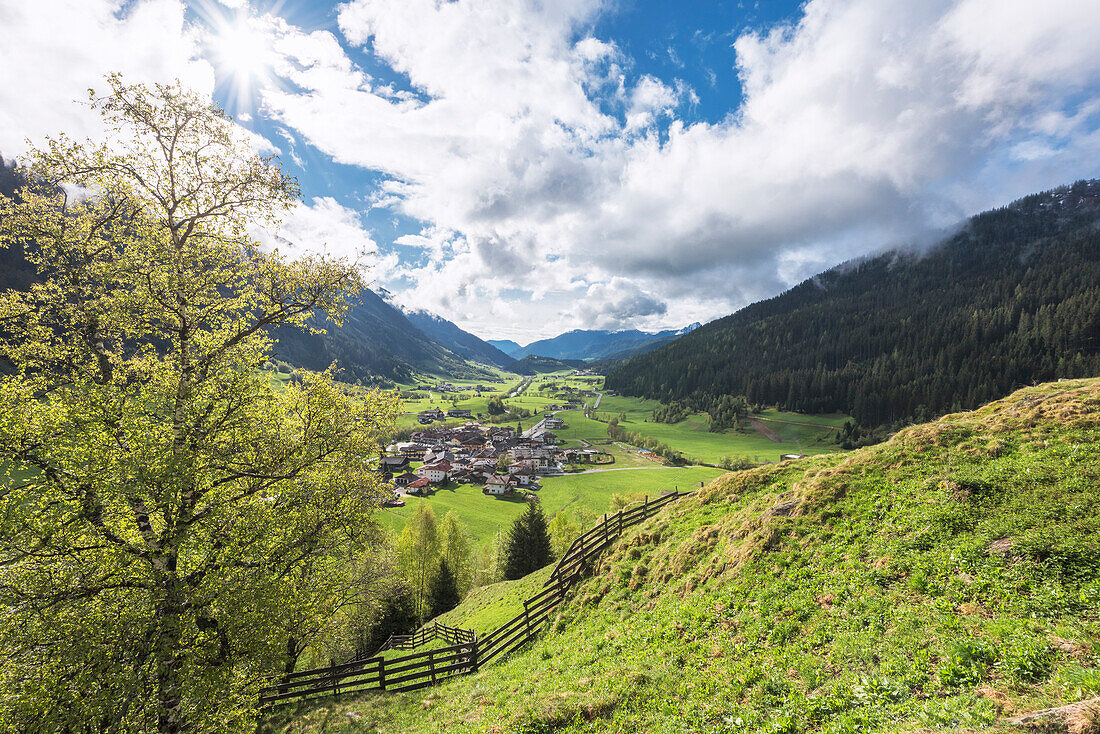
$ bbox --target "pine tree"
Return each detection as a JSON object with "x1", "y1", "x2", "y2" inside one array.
[
  {"x1": 428, "y1": 560, "x2": 461, "y2": 619},
  {"x1": 504, "y1": 500, "x2": 553, "y2": 580}
]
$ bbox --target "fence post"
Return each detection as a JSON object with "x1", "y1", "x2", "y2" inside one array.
[
  {"x1": 643, "y1": 494, "x2": 648, "y2": 518},
  {"x1": 618, "y1": 508, "x2": 623, "y2": 536},
  {"x1": 429, "y1": 648, "x2": 436, "y2": 686},
  {"x1": 470, "y1": 637, "x2": 479, "y2": 673},
  {"x1": 378, "y1": 657, "x2": 386, "y2": 691}
]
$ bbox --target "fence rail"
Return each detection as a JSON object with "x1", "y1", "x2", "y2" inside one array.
[
  {"x1": 259, "y1": 488, "x2": 693, "y2": 706},
  {"x1": 370, "y1": 620, "x2": 476, "y2": 657}
]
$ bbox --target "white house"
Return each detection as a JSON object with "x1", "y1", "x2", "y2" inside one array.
[
  {"x1": 417, "y1": 461, "x2": 452, "y2": 483},
  {"x1": 483, "y1": 474, "x2": 514, "y2": 496}
]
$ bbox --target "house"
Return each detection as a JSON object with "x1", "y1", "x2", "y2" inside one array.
[
  {"x1": 423, "y1": 448, "x2": 456, "y2": 465},
  {"x1": 483, "y1": 474, "x2": 515, "y2": 496},
  {"x1": 393, "y1": 472, "x2": 419, "y2": 487},
  {"x1": 379, "y1": 455, "x2": 410, "y2": 472},
  {"x1": 543, "y1": 417, "x2": 565, "y2": 429},
  {"x1": 780, "y1": 454, "x2": 808, "y2": 461},
  {"x1": 407, "y1": 477, "x2": 432, "y2": 495},
  {"x1": 562, "y1": 448, "x2": 599, "y2": 464},
  {"x1": 418, "y1": 408, "x2": 445, "y2": 423},
  {"x1": 529, "y1": 429, "x2": 559, "y2": 446},
  {"x1": 508, "y1": 461, "x2": 537, "y2": 486},
  {"x1": 447, "y1": 408, "x2": 473, "y2": 418},
  {"x1": 396, "y1": 442, "x2": 429, "y2": 459},
  {"x1": 417, "y1": 461, "x2": 452, "y2": 483}
]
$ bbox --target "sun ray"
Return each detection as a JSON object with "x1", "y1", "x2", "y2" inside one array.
[{"x1": 195, "y1": 1, "x2": 281, "y2": 115}]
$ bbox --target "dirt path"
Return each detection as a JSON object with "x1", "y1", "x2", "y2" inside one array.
[
  {"x1": 571, "y1": 465, "x2": 708, "y2": 475},
  {"x1": 754, "y1": 415, "x2": 841, "y2": 431},
  {"x1": 749, "y1": 419, "x2": 782, "y2": 443}
]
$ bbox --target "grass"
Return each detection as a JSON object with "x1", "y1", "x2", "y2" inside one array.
[
  {"x1": 431, "y1": 567, "x2": 555, "y2": 636},
  {"x1": 375, "y1": 465, "x2": 726, "y2": 544},
  {"x1": 266, "y1": 378, "x2": 1100, "y2": 734},
  {"x1": 554, "y1": 396, "x2": 844, "y2": 465}
]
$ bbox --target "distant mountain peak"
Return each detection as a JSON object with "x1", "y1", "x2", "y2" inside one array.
[{"x1": 401, "y1": 308, "x2": 515, "y2": 369}]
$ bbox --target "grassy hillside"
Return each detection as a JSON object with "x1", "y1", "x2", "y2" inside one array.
[
  {"x1": 431, "y1": 567, "x2": 555, "y2": 636},
  {"x1": 268, "y1": 378, "x2": 1100, "y2": 733}
]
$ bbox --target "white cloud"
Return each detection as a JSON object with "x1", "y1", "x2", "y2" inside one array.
[
  {"x1": 250, "y1": 0, "x2": 1100, "y2": 338},
  {"x1": 0, "y1": 0, "x2": 214, "y2": 157},
  {"x1": 4, "y1": 0, "x2": 1100, "y2": 341},
  {"x1": 252, "y1": 196, "x2": 394, "y2": 274}
]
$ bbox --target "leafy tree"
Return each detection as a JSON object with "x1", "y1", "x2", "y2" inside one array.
[
  {"x1": 438, "y1": 511, "x2": 471, "y2": 596},
  {"x1": 547, "y1": 511, "x2": 578, "y2": 560},
  {"x1": 395, "y1": 502, "x2": 440, "y2": 621},
  {"x1": 0, "y1": 76, "x2": 397, "y2": 733},
  {"x1": 471, "y1": 531, "x2": 507, "y2": 587},
  {"x1": 487, "y1": 395, "x2": 506, "y2": 415},
  {"x1": 504, "y1": 500, "x2": 552, "y2": 580},
  {"x1": 427, "y1": 560, "x2": 461, "y2": 619}
]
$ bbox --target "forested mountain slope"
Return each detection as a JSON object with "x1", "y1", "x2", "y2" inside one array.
[
  {"x1": 606, "y1": 180, "x2": 1100, "y2": 427},
  {"x1": 402, "y1": 308, "x2": 516, "y2": 369},
  {"x1": 0, "y1": 158, "x2": 490, "y2": 383},
  {"x1": 509, "y1": 354, "x2": 589, "y2": 375},
  {"x1": 271, "y1": 378, "x2": 1100, "y2": 733},
  {"x1": 267, "y1": 289, "x2": 496, "y2": 383}
]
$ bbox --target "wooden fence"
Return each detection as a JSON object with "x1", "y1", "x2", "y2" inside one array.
[
  {"x1": 259, "y1": 489, "x2": 692, "y2": 706},
  {"x1": 371, "y1": 621, "x2": 475, "y2": 656}
]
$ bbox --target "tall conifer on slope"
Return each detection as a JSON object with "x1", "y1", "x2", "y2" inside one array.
[
  {"x1": 504, "y1": 500, "x2": 552, "y2": 580},
  {"x1": 428, "y1": 560, "x2": 461, "y2": 619}
]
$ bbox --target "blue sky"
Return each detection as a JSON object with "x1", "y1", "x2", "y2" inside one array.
[{"x1": 2, "y1": 0, "x2": 1100, "y2": 342}]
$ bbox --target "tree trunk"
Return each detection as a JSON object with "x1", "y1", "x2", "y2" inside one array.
[{"x1": 156, "y1": 567, "x2": 186, "y2": 734}]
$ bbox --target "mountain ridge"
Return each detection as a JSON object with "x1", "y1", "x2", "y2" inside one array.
[
  {"x1": 502, "y1": 324, "x2": 701, "y2": 361},
  {"x1": 401, "y1": 308, "x2": 516, "y2": 369},
  {"x1": 607, "y1": 179, "x2": 1100, "y2": 426}
]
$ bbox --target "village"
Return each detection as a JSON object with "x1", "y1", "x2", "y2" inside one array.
[{"x1": 380, "y1": 410, "x2": 603, "y2": 504}]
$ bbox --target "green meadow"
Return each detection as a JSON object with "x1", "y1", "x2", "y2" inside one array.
[
  {"x1": 375, "y1": 465, "x2": 724, "y2": 544},
  {"x1": 546, "y1": 395, "x2": 845, "y2": 465}
]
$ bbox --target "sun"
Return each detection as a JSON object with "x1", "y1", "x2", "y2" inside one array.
[
  {"x1": 205, "y1": 10, "x2": 277, "y2": 112},
  {"x1": 216, "y1": 17, "x2": 272, "y2": 79}
]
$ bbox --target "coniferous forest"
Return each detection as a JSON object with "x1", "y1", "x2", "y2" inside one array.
[{"x1": 607, "y1": 181, "x2": 1100, "y2": 427}]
